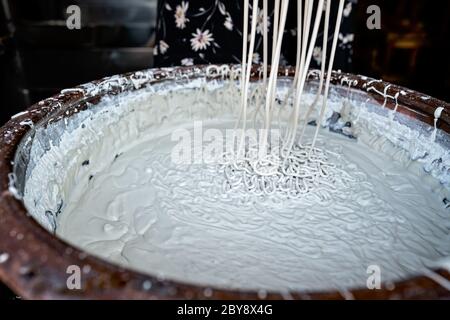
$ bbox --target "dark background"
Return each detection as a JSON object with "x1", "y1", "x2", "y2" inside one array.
[
  {"x1": 0, "y1": 0, "x2": 449, "y2": 298},
  {"x1": 0, "y1": 0, "x2": 158, "y2": 126},
  {"x1": 353, "y1": 0, "x2": 450, "y2": 104}
]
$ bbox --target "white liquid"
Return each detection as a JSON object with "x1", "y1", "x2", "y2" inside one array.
[
  {"x1": 23, "y1": 79, "x2": 450, "y2": 292},
  {"x1": 56, "y1": 121, "x2": 450, "y2": 292}
]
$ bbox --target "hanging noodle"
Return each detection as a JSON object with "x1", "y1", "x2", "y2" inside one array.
[{"x1": 222, "y1": 0, "x2": 349, "y2": 199}]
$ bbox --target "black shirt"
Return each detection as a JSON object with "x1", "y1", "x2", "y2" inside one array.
[{"x1": 154, "y1": 0, "x2": 357, "y2": 71}]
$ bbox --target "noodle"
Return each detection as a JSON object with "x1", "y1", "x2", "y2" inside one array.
[{"x1": 224, "y1": 0, "x2": 348, "y2": 199}]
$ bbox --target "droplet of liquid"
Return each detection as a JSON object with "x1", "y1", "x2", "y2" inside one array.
[
  {"x1": 142, "y1": 280, "x2": 152, "y2": 291},
  {"x1": 0, "y1": 253, "x2": 9, "y2": 264}
]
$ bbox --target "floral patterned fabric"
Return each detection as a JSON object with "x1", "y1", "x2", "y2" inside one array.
[{"x1": 154, "y1": 0, "x2": 357, "y2": 71}]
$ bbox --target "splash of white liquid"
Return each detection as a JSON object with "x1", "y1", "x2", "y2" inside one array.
[{"x1": 431, "y1": 107, "x2": 445, "y2": 143}]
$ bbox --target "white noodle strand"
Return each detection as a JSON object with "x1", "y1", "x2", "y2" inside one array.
[{"x1": 224, "y1": 0, "x2": 349, "y2": 200}]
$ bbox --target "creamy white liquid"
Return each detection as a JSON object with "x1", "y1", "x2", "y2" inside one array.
[
  {"x1": 22, "y1": 78, "x2": 450, "y2": 292},
  {"x1": 57, "y1": 122, "x2": 450, "y2": 292}
]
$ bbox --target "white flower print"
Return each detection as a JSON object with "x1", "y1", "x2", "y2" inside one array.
[
  {"x1": 190, "y1": 29, "x2": 214, "y2": 51},
  {"x1": 224, "y1": 16, "x2": 233, "y2": 31},
  {"x1": 313, "y1": 46, "x2": 322, "y2": 66},
  {"x1": 256, "y1": 7, "x2": 271, "y2": 34},
  {"x1": 174, "y1": 1, "x2": 189, "y2": 29},
  {"x1": 159, "y1": 40, "x2": 169, "y2": 54},
  {"x1": 181, "y1": 58, "x2": 194, "y2": 66},
  {"x1": 343, "y1": 2, "x2": 352, "y2": 17},
  {"x1": 165, "y1": 3, "x2": 172, "y2": 11}
]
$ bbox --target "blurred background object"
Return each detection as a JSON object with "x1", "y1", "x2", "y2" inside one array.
[
  {"x1": 353, "y1": 0, "x2": 450, "y2": 103},
  {"x1": 0, "y1": 0, "x2": 158, "y2": 125}
]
